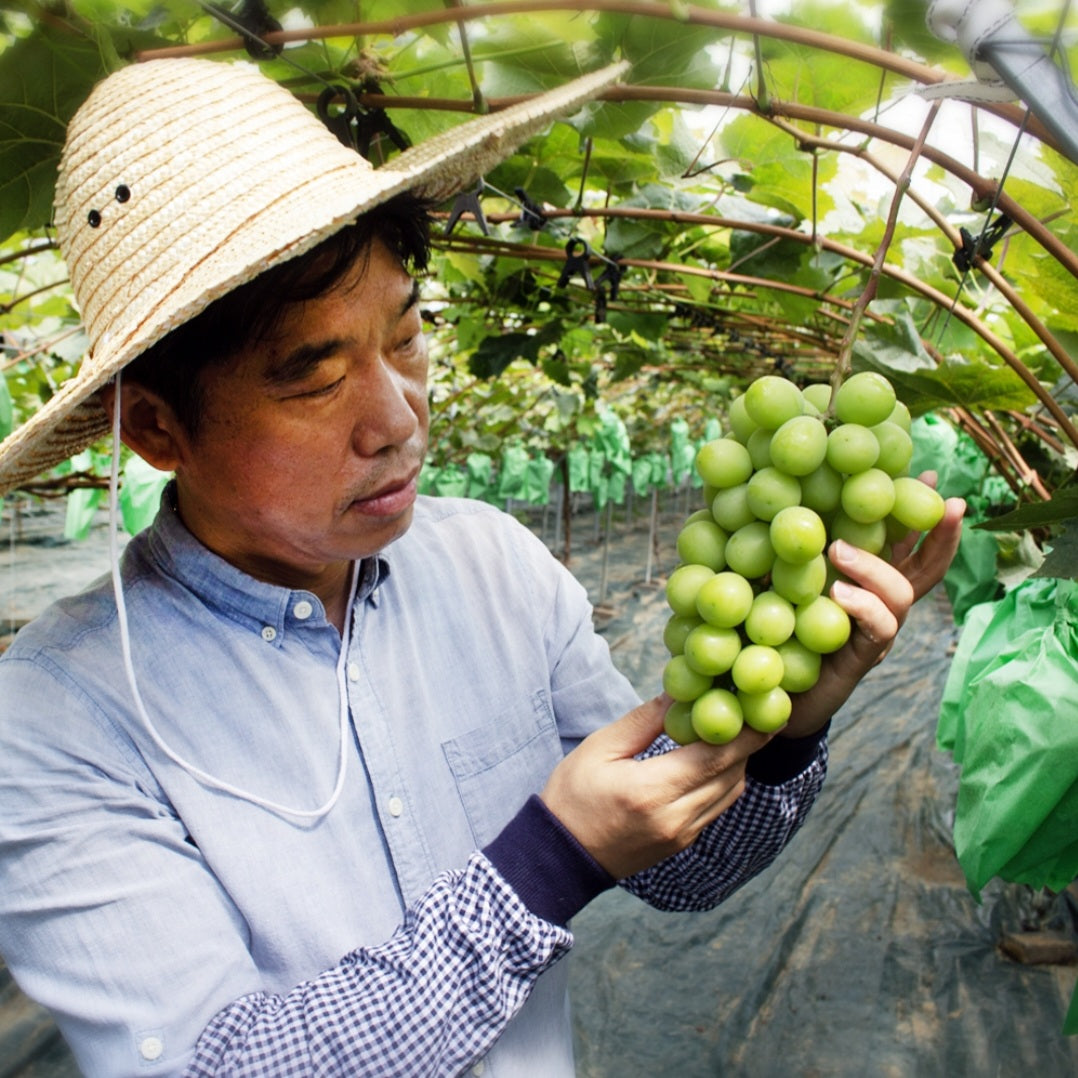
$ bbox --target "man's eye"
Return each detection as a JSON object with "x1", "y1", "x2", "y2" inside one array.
[{"x1": 293, "y1": 377, "x2": 343, "y2": 399}]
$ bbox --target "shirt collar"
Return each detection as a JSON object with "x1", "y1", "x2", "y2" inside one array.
[{"x1": 144, "y1": 483, "x2": 389, "y2": 640}]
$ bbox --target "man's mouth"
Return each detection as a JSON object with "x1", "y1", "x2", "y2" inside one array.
[{"x1": 348, "y1": 470, "x2": 419, "y2": 517}]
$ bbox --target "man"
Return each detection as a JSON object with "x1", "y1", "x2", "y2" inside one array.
[{"x1": 0, "y1": 57, "x2": 964, "y2": 1076}]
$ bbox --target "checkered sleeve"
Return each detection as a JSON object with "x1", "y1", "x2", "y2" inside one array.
[
  {"x1": 184, "y1": 851, "x2": 572, "y2": 1078},
  {"x1": 619, "y1": 733, "x2": 829, "y2": 911}
]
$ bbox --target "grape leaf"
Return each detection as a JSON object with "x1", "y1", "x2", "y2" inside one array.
[
  {"x1": 1032, "y1": 521, "x2": 1078, "y2": 580},
  {"x1": 469, "y1": 321, "x2": 561, "y2": 379},
  {"x1": 853, "y1": 348, "x2": 1038, "y2": 416},
  {"x1": 0, "y1": 25, "x2": 109, "y2": 241},
  {"x1": 976, "y1": 486, "x2": 1078, "y2": 532}
]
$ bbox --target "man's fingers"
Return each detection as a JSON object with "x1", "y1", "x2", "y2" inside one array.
[
  {"x1": 897, "y1": 496, "x2": 966, "y2": 601},
  {"x1": 654, "y1": 722, "x2": 770, "y2": 792}
]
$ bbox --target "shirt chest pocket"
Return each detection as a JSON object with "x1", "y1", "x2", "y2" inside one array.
[{"x1": 441, "y1": 690, "x2": 563, "y2": 847}]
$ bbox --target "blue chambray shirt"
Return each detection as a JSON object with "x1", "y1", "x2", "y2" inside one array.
[{"x1": 0, "y1": 492, "x2": 640, "y2": 1077}]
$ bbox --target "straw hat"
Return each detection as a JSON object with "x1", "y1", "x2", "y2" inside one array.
[{"x1": 0, "y1": 56, "x2": 629, "y2": 495}]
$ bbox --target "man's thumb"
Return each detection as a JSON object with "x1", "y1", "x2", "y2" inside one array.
[{"x1": 599, "y1": 694, "x2": 671, "y2": 757}]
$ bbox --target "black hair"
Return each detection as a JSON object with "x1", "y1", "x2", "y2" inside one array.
[{"x1": 123, "y1": 191, "x2": 432, "y2": 435}]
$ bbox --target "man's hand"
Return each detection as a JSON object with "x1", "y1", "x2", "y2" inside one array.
[
  {"x1": 540, "y1": 696, "x2": 770, "y2": 880},
  {"x1": 782, "y1": 476, "x2": 965, "y2": 738}
]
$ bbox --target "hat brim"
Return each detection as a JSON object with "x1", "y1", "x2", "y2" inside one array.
[{"x1": 0, "y1": 60, "x2": 629, "y2": 495}]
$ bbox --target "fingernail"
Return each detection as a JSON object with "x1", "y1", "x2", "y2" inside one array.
[
  {"x1": 832, "y1": 539, "x2": 855, "y2": 566},
  {"x1": 832, "y1": 580, "x2": 854, "y2": 603}
]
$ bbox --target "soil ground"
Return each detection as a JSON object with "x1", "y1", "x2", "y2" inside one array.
[{"x1": 2, "y1": 491, "x2": 1077, "y2": 1077}]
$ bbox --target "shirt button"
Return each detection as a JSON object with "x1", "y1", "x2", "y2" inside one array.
[
  {"x1": 388, "y1": 796, "x2": 404, "y2": 817},
  {"x1": 139, "y1": 1036, "x2": 164, "y2": 1061},
  {"x1": 261, "y1": 626, "x2": 277, "y2": 642},
  {"x1": 347, "y1": 662, "x2": 361, "y2": 682},
  {"x1": 293, "y1": 600, "x2": 313, "y2": 620},
  {"x1": 471, "y1": 1062, "x2": 485, "y2": 1076}
]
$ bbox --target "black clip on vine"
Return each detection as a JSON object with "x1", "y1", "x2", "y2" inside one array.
[
  {"x1": 317, "y1": 86, "x2": 362, "y2": 153},
  {"x1": 317, "y1": 83, "x2": 411, "y2": 161},
  {"x1": 202, "y1": 0, "x2": 281, "y2": 60},
  {"x1": 514, "y1": 187, "x2": 548, "y2": 230},
  {"x1": 595, "y1": 256, "x2": 624, "y2": 301},
  {"x1": 353, "y1": 79, "x2": 411, "y2": 160},
  {"x1": 558, "y1": 238, "x2": 594, "y2": 290},
  {"x1": 444, "y1": 181, "x2": 490, "y2": 237},
  {"x1": 953, "y1": 212, "x2": 1013, "y2": 272},
  {"x1": 592, "y1": 257, "x2": 624, "y2": 325}
]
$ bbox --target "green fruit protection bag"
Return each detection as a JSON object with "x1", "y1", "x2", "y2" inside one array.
[
  {"x1": 119, "y1": 455, "x2": 171, "y2": 536},
  {"x1": 942, "y1": 519, "x2": 1005, "y2": 625},
  {"x1": 568, "y1": 445, "x2": 590, "y2": 493},
  {"x1": 910, "y1": 416, "x2": 1005, "y2": 624},
  {"x1": 496, "y1": 444, "x2": 529, "y2": 500},
  {"x1": 938, "y1": 576, "x2": 1078, "y2": 1033},
  {"x1": 465, "y1": 453, "x2": 495, "y2": 502},
  {"x1": 631, "y1": 456, "x2": 654, "y2": 498},
  {"x1": 670, "y1": 419, "x2": 694, "y2": 483},
  {"x1": 433, "y1": 466, "x2": 468, "y2": 498},
  {"x1": 523, "y1": 456, "x2": 554, "y2": 506}
]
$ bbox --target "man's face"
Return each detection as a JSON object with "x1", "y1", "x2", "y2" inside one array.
[{"x1": 170, "y1": 238, "x2": 429, "y2": 591}]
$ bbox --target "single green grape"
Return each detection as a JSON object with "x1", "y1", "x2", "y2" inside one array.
[
  {"x1": 691, "y1": 688, "x2": 744, "y2": 744},
  {"x1": 666, "y1": 563, "x2": 716, "y2": 616},
  {"x1": 724, "y1": 521, "x2": 776, "y2": 580},
  {"x1": 684, "y1": 507, "x2": 713, "y2": 526},
  {"x1": 696, "y1": 571, "x2": 755, "y2": 628},
  {"x1": 769, "y1": 505, "x2": 826, "y2": 564},
  {"x1": 826, "y1": 423, "x2": 880, "y2": 474},
  {"x1": 776, "y1": 637, "x2": 822, "y2": 692},
  {"x1": 771, "y1": 554, "x2": 828, "y2": 606},
  {"x1": 746, "y1": 428, "x2": 774, "y2": 471},
  {"x1": 739, "y1": 686, "x2": 792, "y2": 733},
  {"x1": 744, "y1": 375, "x2": 804, "y2": 430},
  {"x1": 712, "y1": 483, "x2": 756, "y2": 532},
  {"x1": 727, "y1": 395, "x2": 759, "y2": 444},
  {"x1": 663, "y1": 613, "x2": 704, "y2": 656},
  {"x1": 799, "y1": 461, "x2": 843, "y2": 514},
  {"x1": 662, "y1": 654, "x2": 713, "y2": 702},
  {"x1": 840, "y1": 468, "x2": 896, "y2": 524},
  {"x1": 695, "y1": 439, "x2": 753, "y2": 489},
  {"x1": 833, "y1": 372, "x2": 897, "y2": 427},
  {"x1": 746, "y1": 467, "x2": 801, "y2": 521},
  {"x1": 829, "y1": 510, "x2": 887, "y2": 555},
  {"x1": 886, "y1": 399, "x2": 912, "y2": 432},
  {"x1": 769, "y1": 415, "x2": 828, "y2": 476},
  {"x1": 664, "y1": 700, "x2": 700, "y2": 745},
  {"x1": 795, "y1": 595, "x2": 851, "y2": 654},
  {"x1": 884, "y1": 513, "x2": 912, "y2": 545},
  {"x1": 683, "y1": 623, "x2": 742, "y2": 676},
  {"x1": 872, "y1": 421, "x2": 913, "y2": 477},
  {"x1": 801, "y1": 383, "x2": 832, "y2": 413},
  {"x1": 676, "y1": 519, "x2": 728, "y2": 571},
  {"x1": 744, "y1": 590, "x2": 796, "y2": 647},
  {"x1": 891, "y1": 477, "x2": 946, "y2": 531},
  {"x1": 731, "y1": 644, "x2": 785, "y2": 694}
]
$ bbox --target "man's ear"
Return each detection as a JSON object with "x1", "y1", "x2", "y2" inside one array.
[{"x1": 100, "y1": 381, "x2": 187, "y2": 473}]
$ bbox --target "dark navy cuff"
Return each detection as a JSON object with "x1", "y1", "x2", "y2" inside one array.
[
  {"x1": 483, "y1": 795, "x2": 615, "y2": 926},
  {"x1": 746, "y1": 721, "x2": 830, "y2": 785}
]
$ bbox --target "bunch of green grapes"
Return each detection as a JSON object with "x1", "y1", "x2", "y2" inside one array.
[{"x1": 662, "y1": 371, "x2": 945, "y2": 746}]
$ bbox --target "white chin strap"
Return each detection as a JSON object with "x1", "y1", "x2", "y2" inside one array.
[{"x1": 108, "y1": 370, "x2": 352, "y2": 820}]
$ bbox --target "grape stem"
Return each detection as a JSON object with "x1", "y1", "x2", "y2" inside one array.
[{"x1": 827, "y1": 102, "x2": 942, "y2": 411}]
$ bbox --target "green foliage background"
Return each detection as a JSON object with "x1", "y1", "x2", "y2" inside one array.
[{"x1": 1, "y1": 0, "x2": 1076, "y2": 573}]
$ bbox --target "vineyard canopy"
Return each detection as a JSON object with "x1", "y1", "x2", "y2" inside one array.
[{"x1": 0, "y1": 0, "x2": 1076, "y2": 555}]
